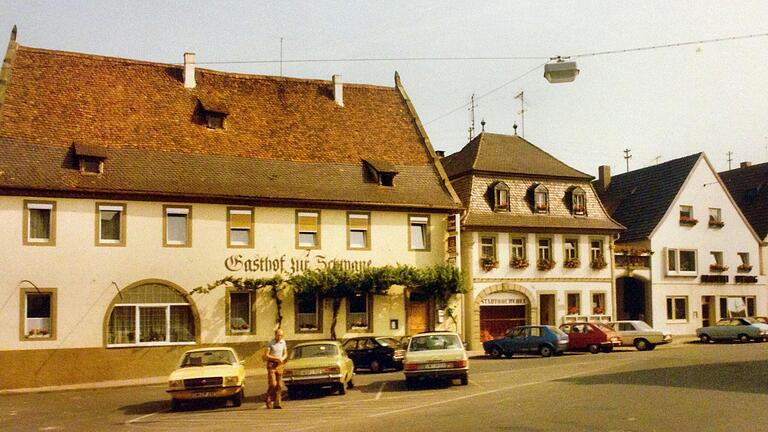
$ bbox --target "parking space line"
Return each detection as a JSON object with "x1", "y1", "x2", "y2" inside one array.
[
  {"x1": 125, "y1": 409, "x2": 166, "y2": 425},
  {"x1": 374, "y1": 382, "x2": 386, "y2": 400}
]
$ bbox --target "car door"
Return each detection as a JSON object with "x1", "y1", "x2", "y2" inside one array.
[
  {"x1": 343, "y1": 339, "x2": 361, "y2": 368},
  {"x1": 358, "y1": 338, "x2": 376, "y2": 366},
  {"x1": 501, "y1": 328, "x2": 525, "y2": 353},
  {"x1": 526, "y1": 326, "x2": 545, "y2": 351},
  {"x1": 619, "y1": 322, "x2": 638, "y2": 345}
]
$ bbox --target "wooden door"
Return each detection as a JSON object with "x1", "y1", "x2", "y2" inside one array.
[{"x1": 408, "y1": 301, "x2": 429, "y2": 335}]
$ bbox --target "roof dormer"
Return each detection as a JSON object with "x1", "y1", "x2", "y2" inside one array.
[
  {"x1": 570, "y1": 186, "x2": 587, "y2": 216},
  {"x1": 488, "y1": 181, "x2": 510, "y2": 212},
  {"x1": 198, "y1": 98, "x2": 229, "y2": 129},
  {"x1": 73, "y1": 142, "x2": 107, "y2": 175},
  {"x1": 363, "y1": 159, "x2": 399, "y2": 187}
]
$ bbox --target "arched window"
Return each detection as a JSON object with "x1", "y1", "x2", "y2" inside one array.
[
  {"x1": 533, "y1": 184, "x2": 549, "y2": 213},
  {"x1": 571, "y1": 186, "x2": 587, "y2": 216},
  {"x1": 106, "y1": 281, "x2": 196, "y2": 347},
  {"x1": 490, "y1": 181, "x2": 510, "y2": 211}
]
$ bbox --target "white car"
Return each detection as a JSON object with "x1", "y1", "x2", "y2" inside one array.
[
  {"x1": 403, "y1": 332, "x2": 468, "y2": 388},
  {"x1": 607, "y1": 320, "x2": 672, "y2": 351}
]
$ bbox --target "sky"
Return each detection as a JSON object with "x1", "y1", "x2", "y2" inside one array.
[{"x1": 2, "y1": 1, "x2": 768, "y2": 176}]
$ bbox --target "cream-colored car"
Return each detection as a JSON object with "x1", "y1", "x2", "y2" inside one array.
[
  {"x1": 167, "y1": 347, "x2": 246, "y2": 410},
  {"x1": 403, "y1": 332, "x2": 468, "y2": 388},
  {"x1": 607, "y1": 321, "x2": 672, "y2": 351}
]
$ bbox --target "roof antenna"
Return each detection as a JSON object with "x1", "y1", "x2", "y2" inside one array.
[
  {"x1": 515, "y1": 91, "x2": 526, "y2": 137},
  {"x1": 727, "y1": 151, "x2": 733, "y2": 170},
  {"x1": 623, "y1": 148, "x2": 632, "y2": 172},
  {"x1": 513, "y1": 123, "x2": 518, "y2": 135},
  {"x1": 11, "y1": 25, "x2": 17, "y2": 41},
  {"x1": 481, "y1": 119, "x2": 486, "y2": 132},
  {"x1": 468, "y1": 93, "x2": 477, "y2": 140},
  {"x1": 279, "y1": 37, "x2": 283, "y2": 76}
]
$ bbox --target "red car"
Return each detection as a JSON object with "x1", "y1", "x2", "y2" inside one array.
[{"x1": 559, "y1": 322, "x2": 621, "y2": 354}]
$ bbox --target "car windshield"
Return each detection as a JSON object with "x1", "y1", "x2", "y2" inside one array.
[
  {"x1": 408, "y1": 334, "x2": 462, "y2": 352},
  {"x1": 375, "y1": 337, "x2": 400, "y2": 347},
  {"x1": 740, "y1": 317, "x2": 756, "y2": 324},
  {"x1": 180, "y1": 350, "x2": 236, "y2": 367},
  {"x1": 595, "y1": 324, "x2": 614, "y2": 333},
  {"x1": 291, "y1": 344, "x2": 339, "y2": 359}
]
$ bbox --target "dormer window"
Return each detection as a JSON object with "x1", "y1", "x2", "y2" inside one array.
[
  {"x1": 533, "y1": 184, "x2": 549, "y2": 213},
  {"x1": 571, "y1": 187, "x2": 586, "y2": 216},
  {"x1": 490, "y1": 181, "x2": 510, "y2": 211},
  {"x1": 198, "y1": 98, "x2": 229, "y2": 130},
  {"x1": 73, "y1": 143, "x2": 107, "y2": 175},
  {"x1": 363, "y1": 159, "x2": 399, "y2": 187},
  {"x1": 206, "y1": 112, "x2": 225, "y2": 129}
]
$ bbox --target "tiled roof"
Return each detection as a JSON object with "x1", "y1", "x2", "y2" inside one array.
[
  {"x1": 441, "y1": 132, "x2": 593, "y2": 180},
  {"x1": 463, "y1": 213, "x2": 624, "y2": 232},
  {"x1": 719, "y1": 162, "x2": 768, "y2": 240},
  {"x1": 595, "y1": 153, "x2": 701, "y2": 243},
  {"x1": 0, "y1": 44, "x2": 459, "y2": 210}
]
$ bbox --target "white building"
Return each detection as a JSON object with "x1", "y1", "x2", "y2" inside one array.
[{"x1": 596, "y1": 153, "x2": 766, "y2": 335}]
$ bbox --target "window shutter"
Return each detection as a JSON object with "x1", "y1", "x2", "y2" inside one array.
[
  {"x1": 298, "y1": 212, "x2": 318, "y2": 232},
  {"x1": 230, "y1": 210, "x2": 251, "y2": 229},
  {"x1": 349, "y1": 214, "x2": 369, "y2": 230}
]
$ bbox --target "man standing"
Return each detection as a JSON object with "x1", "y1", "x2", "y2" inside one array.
[{"x1": 265, "y1": 328, "x2": 287, "y2": 409}]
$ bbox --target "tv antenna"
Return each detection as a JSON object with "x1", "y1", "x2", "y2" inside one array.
[
  {"x1": 727, "y1": 151, "x2": 733, "y2": 170},
  {"x1": 623, "y1": 149, "x2": 632, "y2": 172},
  {"x1": 515, "y1": 91, "x2": 526, "y2": 137},
  {"x1": 468, "y1": 93, "x2": 477, "y2": 140}
]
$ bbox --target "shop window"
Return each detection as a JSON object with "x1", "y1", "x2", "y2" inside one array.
[
  {"x1": 296, "y1": 293, "x2": 321, "y2": 332},
  {"x1": 106, "y1": 282, "x2": 196, "y2": 347},
  {"x1": 592, "y1": 293, "x2": 606, "y2": 314},
  {"x1": 408, "y1": 215, "x2": 430, "y2": 251},
  {"x1": 20, "y1": 288, "x2": 56, "y2": 340},
  {"x1": 567, "y1": 293, "x2": 581, "y2": 315},
  {"x1": 571, "y1": 187, "x2": 586, "y2": 215},
  {"x1": 666, "y1": 296, "x2": 688, "y2": 321},
  {"x1": 666, "y1": 248, "x2": 697, "y2": 275},
  {"x1": 164, "y1": 206, "x2": 192, "y2": 247},
  {"x1": 228, "y1": 291, "x2": 253, "y2": 334},
  {"x1": 296, "y1": 210, "x2": 320, "y2": 249},
  {"x1": 228, "y1": 208, "x2": 253, "y2": 248},
  {"x1": 347, "y1": 292, "x2": 371, "y2": 331},
  {"x1": 719, "y1": 297, "x2": 755, "y2": 318},
  {"x1": 23, "y1": 200, "x2": 56, "y2": 246},
  {"x1": 96, "y1": 203, "x2": 126, "y2": 246},
  {"x1": 347, "y1": 212, "x2": 370, "y2": 250}
]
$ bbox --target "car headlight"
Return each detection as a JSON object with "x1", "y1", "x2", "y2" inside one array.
[
  {"x1": 224, "y1": 376, "x2": 239, "y2": 387},
  {"x1": 168, "y1": 379, "x2": 184, "y2": 390}
]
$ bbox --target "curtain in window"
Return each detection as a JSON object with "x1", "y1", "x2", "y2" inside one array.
[
  {"x1": 139, "y1": 307, "x2": 167, "y2": 342},
  {"x1": 29, "y1": 209, "x2": 51, "y2": 239},
  {"x1": 167, "y1": 214, "x2": 187, "y2": 243},
  {"x1": 229, "y1": 293, "x2": 251, "y2": 331},
  {"x1": 108, "y1": 306, "x2": 136, "y2": 344}
]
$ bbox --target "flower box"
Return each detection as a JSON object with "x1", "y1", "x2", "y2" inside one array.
[
  {"x1": 535, "y1": 204, "x2": 548, "y2": 212},
  {"x1": 564, "y1": 258, "x2": 581, "y2": 268},
  {"x1": 509, "y1": 257, "x2": 529, "y2": 269},
  {"x1": 708, "y1": 220, "x2": 725, "y2": 228},
  {"x1": 593, "y1": 306, "x2": 605, "y2": 314},
  {"x1": 537, "y1": 259, "x2": 556, "y2": 271},
  {"x1": 679, "y1": 216, "x2": 698, "y2": 226},
  {"x1": 480, "y1": 257, "x2": 499, "y2": 272},
  {"x1": 737, "y1": 264, "x2": 753, "y2": 273},
  {"x1": 567, "y1": 306, "x2": 579, "y2": 315},
  {"x1": 573, "y1": 205, "x2": 586, "y2": 214},
  {"x1": 590, "y1": 257, "x2": 608, "y2": 270},
  {"x1": 709, "y1": 263, "x2": 729, "y2": 273}
]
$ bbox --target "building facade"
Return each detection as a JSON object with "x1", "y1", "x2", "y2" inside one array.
[
  {"x1": 0, "y1": 31, "x2": 462, "y2": 389},
  {"x1": 441, "y1": 133, "x2": 624, "y2": 350},
  {"x1": 596, "y1": 154, "x2": 766, "y2": 335}
]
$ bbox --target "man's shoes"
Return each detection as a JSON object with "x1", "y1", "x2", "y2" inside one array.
[
  {"x1": 265, "y1": 402, "x2": 272, "y2": 409},
  {"x1": 273, "y1": 405, "x2": 283, "y2": 409}
]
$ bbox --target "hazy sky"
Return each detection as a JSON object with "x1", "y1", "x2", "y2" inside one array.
[{"x1": 3, "y1": 1, "x2": 767, "y2": 175}]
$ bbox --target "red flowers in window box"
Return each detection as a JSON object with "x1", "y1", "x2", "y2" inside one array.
[
  {"x1": 593, "y1": 306, "x2": 605, "y2": 314},
  {"x1": 567, "y1": 306, "x2": 579, "y2": 315},
  {"x1": 480, "y1": 257, "x2": 499, "y2": 272},
  {"x1": 564, "y1": 258, "x2": 581, "y2": 268},
  {"x1": 537, "y1": 259, "x2": 556, "y2": 271},
  {"x1": 679, "y1": 215, "x2": 698, "y2": 226},
  {"x1": 509, "y1": 257, "x2": 529, "y2": 269},
  {"x1": 708, "y1": 220, "x2": 725, "y2": 228},
  {"x1": 709, "y1": 263, "x2": 729, "y2": 273},
  {"x1": 535, "y1": 203, "x2": 548, "y2": 212},
  {"x1": 573, "y1": 204, "x2": 585, "y2": 214},
  {"x1": 590, "y1": 256, "x2": 608, "y2": 270}
]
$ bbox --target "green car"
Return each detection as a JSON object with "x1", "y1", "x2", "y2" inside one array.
[
  {"x1": 696, "y1": 317, "x2": 768, "y2": 343},
  {"x1": 283, "y1": 340, "x2": 355, "y2": 398}
]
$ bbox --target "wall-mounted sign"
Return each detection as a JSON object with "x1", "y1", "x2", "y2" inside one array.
[
  {"x1": 225, "y1": 254, "x2": 372, "y2": 274},
  {"x1": 480, "y1": 291, "x2": 529, "y2": 306}
]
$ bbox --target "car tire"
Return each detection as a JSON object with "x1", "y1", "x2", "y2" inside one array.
[
  {"x1": 634, "y1": 339, "x2": 650, "y2": 351},
  {"x1": 488, "y1": 346, "x2": 503, "y2": 359},
  {"x1": 588, "y1": 344, "x2": 600, "y2": 354},
  {"x1": 539, "y1": 345, "x2": 553, "y2": 357},
  {"x1": 738, "y1": 334, "x2": 750, "y2": 343},
  {"x1": 700, "y1": 334, "x2": 711, "y2": 344},
  {"x1": 231, "y1": 389, "x2": 243, "y2": 407},
  {"x1": 460, "y1": 375, "x2": 468, "y2": 386},
  {"x1": 369, "y1": 360, "x2": 382, "y2": 373},
  {"x1": 170, "y1": 398, "x2": 182, "y2": 411}
]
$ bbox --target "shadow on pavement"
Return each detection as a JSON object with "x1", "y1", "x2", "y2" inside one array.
[
  {"x1": 119, "y1": 399, "x2": 169, "y2": 415},
  {"x1": 558, "y1": 360, "x2": 768, "y2": 395}
]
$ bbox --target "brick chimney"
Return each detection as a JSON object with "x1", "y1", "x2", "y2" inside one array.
[
  {"x1": 598, "y1": 165, "x2": 611, "y2": 190},
  {"x1": 184, "y1": 52, "x2": 196, "y2": 89},
  {"x1": 332, "y1": 74, "x2": 343, "y2": 107},
  {"x1": 740, "y1": 161, "x2": 752, "y2": 169}
]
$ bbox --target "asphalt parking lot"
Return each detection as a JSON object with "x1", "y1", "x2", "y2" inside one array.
[{"x1": 3, "y1": 340, "x2": 768, "y2": 431}]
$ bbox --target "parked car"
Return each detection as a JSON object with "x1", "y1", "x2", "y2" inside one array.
[
  {"x1": 166, "y1": 347, "x2": 246, "y2": 410},
  {"x1": 751, "y1": 316, "x2": 768, "y2": 325},
  {"x1": 696, "y1": 317, "x2": 768, "y2": 343},
  {"x1": 559, "y1": 322, "x2": 621, "y2": 353},
  {"x1": 607, "y1": 320, "x2": 672, "y2": 351},
  {"x1": 283, "y1": 340, "x2": 355, "y2": 398},
  {"x1": 403, "y1": 332, "x2": 468, "y2": 388},
  {"x1": 342, "y1": 336, "x2": 405, "y2": 372},
  {"x1": 483, "y1": 325, "x2": 568, "y2": 358}
]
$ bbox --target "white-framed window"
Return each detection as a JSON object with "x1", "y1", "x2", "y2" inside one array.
[
  {"x1": 679, "y1": 205, "x2": 697, "y2": 225},
  {"x1": 567, "y1": 293, "x2": 581, "y2": 315},
  {"x1": 107, "y1": 283, "x2": 195, "y2": 347},
  {"x1": 164, "y1": 206, "x2": 191, "y2": 247},
  {"x1": 510, "y1": 237, "x2": 526, "y2": 259},
  {"x1": 21, "y1": 289, "x2": 56, "y2": 340},
  {"x1": 538, "y1": 238, "x2": 552, "y2": 261},
  {"x1": 493, "y1": 182, "x2": 510, "y2": 211},
  {"x1": 228, "y1": 291, "x2": 252, "y2": 334},
  {"x1": 97, "y1": 204, "x2": 125, "y2": 245},
  {"x1": 666, "y1": 296, "x2": 688, "y2": 321},
  {"x1": 572, "y1": 187, "x2": 586, "y2": 215},
  {"x1": 534, "y1": 185, "x2": 549, "y2": 213},
  {"x1": 592, "y1": 293, "x2": 606, "y2": 314},
  {"x1": 666, "y1": 248, "x2": 697, "y2": 276},
  {"x1": 296, "y1": 210, "x2": 320, "y2": 249},
  {"x1": 480, "y1": 236, "x2": 496, "y2": 260},
  {"x1": 348, "y1": 213, "x2": 370, "y2": 250},
  {"x1": 296, "y1": 293, "x2": 321, "y2": 332},
  {"x1": 590, "y1": 239, "x2": 603, "y2": 262},
  {"x1": 24, "y1": 201, "x2": 55, "y2": 245},
  {"x1": 708, "y1": 208, "x2": 722, "y2": 226},
  {"x1": 564, "y1": 238, "x2": 579, "y2": 260},
  {"x1": 347, "y1": 292, "x2": 370, "y2": 330},
  {"x1": 409, "y1": 215, "x2": 430, "y2": 251},
  {"x1": 228, "y1": 208, "x2": 253, "y2": 248}
]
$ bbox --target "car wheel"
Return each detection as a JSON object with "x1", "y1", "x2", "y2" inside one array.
[
  {"x1": 738, "y1": 334, "x2": 750, "y2": 343},
  {"x1": 488, "y1": 346, "x2": 503, "y2": 359},
  {"x1": 369, "y1": 359, "x2": 382, "y2": 373},
  {"x1": 539, "y1": 345, "x2": 553, "y2": 357},
  {"x1": 700, "y1": 334, "x2": 711, "y2": 344},
  {"x1": 231, "y1": 389, "x2": 243, "y2": 407},
  {"x1": 634, "y1": 339, "x2": 650, "y2": 351},
  {"x1": 601, "y1": 346, "x2": 613, "y2": 353},
  {"x1": 588, "y1": 344, "x2": 600, "y2": 354},
  {"x1": 460, "y1": 374, "x2": 468, "y2": 386},
  {"x1": 170, "y1": 398, "x2": 182, "y2": 411}
]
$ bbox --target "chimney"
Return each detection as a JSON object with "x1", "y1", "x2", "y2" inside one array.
[
  {"x1": 435, "y1": 150, "x2": 445, "y2": 158},
  {"x1": 598, "y1": 165, "x2": 611, "y2": 190},
  {"x1": 183, "y1": 52, "x2": 196, "y2": 89},
  {"x1": 740, "y1": 161, "x2": 752, "y2": 169},
  {"x1": 332, "y1": 74, "x2": 343, "y2": 107}
]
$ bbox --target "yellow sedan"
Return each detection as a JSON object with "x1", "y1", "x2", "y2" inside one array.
[
  {"x1": 167, "y1": 347, "x2": 246, "y2": 410},
  {"x1": 283, "y1": 340, "x2": 354, "y2": 399}
]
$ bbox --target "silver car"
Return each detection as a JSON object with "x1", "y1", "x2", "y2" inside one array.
[
  {"x1": 696, "y1": 317, "x2": 768, "y2": 343},
  {"x1": 607, "y1": 320, "x2": 672, "y2": 351}
]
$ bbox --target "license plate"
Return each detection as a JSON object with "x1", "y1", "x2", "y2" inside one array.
[
  {"x1": 424, "y1": 363, "x2": 447, "y2": 369},
  {"x1": 299, "y1": 369, "x2": 322, "y2": 376},
  {"x1": 192, "y1": 391, "x2": 216, "y2": 398}
]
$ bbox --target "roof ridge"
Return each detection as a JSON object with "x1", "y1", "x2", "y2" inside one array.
[
  {"x1": 511, "y1": 134, "x2": 593, "y2": 179},
  {"x1": 610, "y1": 152, "x2": 702, "y2": 181}
]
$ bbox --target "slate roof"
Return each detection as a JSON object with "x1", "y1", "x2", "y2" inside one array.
[
  {"x1": 441, "y1": 132, "x2": 593, "y2": 180},
  {"x1": 594, "y1": 153, "x2": 701, "y2": 243},
  {"x1": 719, "y1": 162, "x2": 768, "y2": 240},
  {"x1": 0, "y1": 43, "x2": 459, "y2": 210}
]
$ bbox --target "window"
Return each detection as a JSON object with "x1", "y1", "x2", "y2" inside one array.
[
  {"x1": 480, "y1": 236, "x2": 496, "y2": 259},
  {"x1": 23, "y1": 200, "x2": 56, "y2": 246},
  {"x1": 96, "y1": 203, "x2": 126, "y2": 246},
  {"x1": 564, "y1": 238, "x2": 579, "y2": 260},
  {"x1": 164, "y1": 206, "x2": 191, "y2": 247},
  {"x1": 206, "y1": 112, "x2": 225, "y2": 129},
  {"x1": 228, "y1": 291, "x2": 252, "y2": 334},
  {"x1": 537, "y1": 238, "x2": 552, "y2": 261},
  {"x1": 567, "y1": 293, "x2": 581, "y2": 315},
  {"x1": 589, "y1": 239, "x2": 606, "y2": 269},
  {"x1": 20, "y1": 288, "x2": 56, "y2": 340},
  {"x1": 228, "y1": 207, "x2": 253, "y2": 248},
  {"x1": 534, "y1": 185, "x2": 549, "y2": 213},
  {"x1": 510, "y1": 237, "x2": 526, "y2": 259},
  {"x1": 592, "y1": 293, "x2": 606, "y2": 314},
  {"x1": 347, "y1": 292, "x2": 370, "y2": 331},
  {"x1": 106, "y1": 282, "x2": 195, "y2": 346},
  {"x1": 80, "y1": 157, "x2": 103, "y2": 174},
  {"x1": 679, "y1": 205, "x2": 697, "y2": 225},
  {"x1": 296, "y1": 210, "x2": 320, "y2": 249},
  {"x1": 719, "y1": 297, "x2": 755, "y2": 318},
  {"x1": 666, "y1": 296, "x2": 688, "y2": 321},
  {"x1": 347, "y1": 212, "x2": 370, "y2": 250},
  {"x1": 295, "y1": 293, "x2": 321, "y2": 332},
  {"x1": 708, "y1": 208, "x2": 723, "y2": 227},
  {"x1": 737, "y1": 252, "x2": 752, "y2": 272},
  {"x1": 408, "y1": 215, "x2": 430, "y2": 251},
  {"x1": 709, "y1": 251, "x2": 727, "y2": 272},
  {"x1": 666, "y1": 248, "x2": 697, "y2": 275},
  {"x1": 572, "y1": 187, "x2": 586, "y2": 215},
  {"x1": 492, "y1": 182, "x2": 510, "y2": 211}
]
